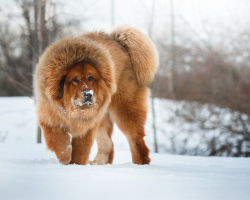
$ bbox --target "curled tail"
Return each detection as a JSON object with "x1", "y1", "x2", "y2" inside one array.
[{"x1": 111, "y1": 25, "x2": 159, "y2": 86}]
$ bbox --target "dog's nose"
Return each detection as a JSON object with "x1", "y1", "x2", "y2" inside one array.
[{"x1": 83, "y1": 91, "x2": 92, "y2": 102}]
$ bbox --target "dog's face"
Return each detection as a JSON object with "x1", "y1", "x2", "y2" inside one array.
[{"x1": 58, "y1": 62, "x2": 110, "y2": 119}]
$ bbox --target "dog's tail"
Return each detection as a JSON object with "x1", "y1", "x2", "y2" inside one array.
[{"x1": 111, "y1": 25, "x2": 159, "y2": 86}]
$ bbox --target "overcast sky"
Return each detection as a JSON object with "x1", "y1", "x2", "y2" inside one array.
[{"x1": 1, "y1": 0, "x2": 249, "y2": 37}]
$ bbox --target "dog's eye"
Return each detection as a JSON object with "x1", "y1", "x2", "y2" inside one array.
[
  {"x1": 73, "y1": 78, "x2": 79, "y2": 83},
  {"x1": 88, "y1": 77, "x2": 93, "y2": 82}
]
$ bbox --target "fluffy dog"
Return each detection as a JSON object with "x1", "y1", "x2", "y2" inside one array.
[{"x1": 35, "y1": 25, "x2": 158, "y2": 165}]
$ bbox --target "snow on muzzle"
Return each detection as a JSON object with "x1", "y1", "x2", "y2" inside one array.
[{"x1": 83, "y1": 90, "x2": 93, "y2": 106}]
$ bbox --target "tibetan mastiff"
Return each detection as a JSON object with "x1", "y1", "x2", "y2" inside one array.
[{"x1": 35, "y1": 25, "x2": 158, "y2": 165}]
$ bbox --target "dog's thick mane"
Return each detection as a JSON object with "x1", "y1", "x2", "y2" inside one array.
[{"x1": 35, "y1": 36, "x2": 116, "y2": 103}]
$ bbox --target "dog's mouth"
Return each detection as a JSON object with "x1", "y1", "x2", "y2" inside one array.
[
  {"x1": 84, "y1": 101, "x2": 93, "y2": 106},
  {"x1": 73, "y1": 100, "x2": 94, "y2": 107},
  {"x1": 74, "y1": 101, "x2": 93, "y2": 107}
]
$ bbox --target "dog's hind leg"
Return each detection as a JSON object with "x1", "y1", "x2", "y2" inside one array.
[
  {"x1": 110, "y1": 88, "x2": 151, "y2": 165},
  {"x1": 70, "y1": 129, "x2": 95, "y2": 165},
  {"x1": 40, "y1": 123, "x2": 72, "y2": 165},
  {"x1": 90, "y1": 113, "x2": 114, "y2": 165}
]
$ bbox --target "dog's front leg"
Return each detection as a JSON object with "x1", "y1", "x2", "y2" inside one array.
[
  {"x1": 70, "y1": 128, "x2": 95, "y2": 165},
  {"x1": 40, "y1": 123, "x2": 72, "y2": 165}
]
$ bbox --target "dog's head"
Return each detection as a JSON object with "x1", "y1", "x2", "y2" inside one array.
[
  {"x1": 57, "y1": 62, "x2": 111, "y2": 119},
  {"x1": 37, "y1": 36, "x2": 116, "y2": 120}
]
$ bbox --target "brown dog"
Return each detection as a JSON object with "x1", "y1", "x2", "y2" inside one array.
[{"x1": 35, "y1": 25, "x2": 158, "y2": 165}]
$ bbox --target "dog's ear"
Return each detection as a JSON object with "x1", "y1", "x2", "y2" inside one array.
[{"x1": 58, "y1": 75, "x2": 66, "y2": 98}]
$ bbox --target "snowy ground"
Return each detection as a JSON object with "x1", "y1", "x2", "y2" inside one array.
[
  {"x1": 0, "y1": 97, "x2": 250, "y2": 200},
  {"x1": 1, "y1": 144, "x2": 250, "y2": 200}
]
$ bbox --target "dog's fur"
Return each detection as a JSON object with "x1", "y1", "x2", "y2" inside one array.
[{"x1": 35, "y1": 25, "x2": 159, "y2": 165}]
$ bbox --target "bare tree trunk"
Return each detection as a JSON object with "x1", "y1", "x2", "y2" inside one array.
[
  {"x1": 37, "y1": 0, "x2": 47, "y2": 143},
  {"x1": 37, "y1": 127, "x2": 42, "y2": 143},
  {"x1": 149, "y1": 0, "x2": 158, "y2": 153},
  {"x1": 170, "y1": 0, "x2": 178, "y2": 100},
  {"x1": 151, "y1": 90, "x2": 158, "y2": 153},
  {"x1": 39, "y1": 0, "x2": 46, "y2": 55},
  {"x1": 33, "y1": 0, "x2": 39, "y2": 72},
  {"x1": 24, "y1": 0, "x2": 41, "y2": 143}
]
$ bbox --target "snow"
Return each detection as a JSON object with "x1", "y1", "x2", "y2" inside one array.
[
  {"x1": 1, "y1": 144, "x2": 250, "y2": 200},
  {"x1": 0, "y1": 97, "x2": 250, "y2": 200},
  {"x1": 85, "y1": 90, "x2": 93, "y2": 96},
  {"x1": 78, "y1": 101, "x2": 83, "y2": 106}
]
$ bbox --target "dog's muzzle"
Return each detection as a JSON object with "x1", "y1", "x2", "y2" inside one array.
[{"x1": 83, "y1": 90, "x2": 93, "y2": 105}]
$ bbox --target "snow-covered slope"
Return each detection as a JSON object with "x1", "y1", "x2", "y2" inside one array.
[
  {"x1": 0, "y1": 97, "x2": 250, "y2": 200},
  {"x1": 0, "y1": 143, "x2": 250, "y2": 200}
]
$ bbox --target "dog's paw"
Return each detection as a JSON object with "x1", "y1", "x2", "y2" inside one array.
[
  {"x1": 89, "y1": 153, "x2": 109, "y2": 165},
  {"x1": 56, "y1": 145, "x2": 72, "y2": 165},
  {"x1": 89, "y1": 159, "x2": 107, "y2": 165}
]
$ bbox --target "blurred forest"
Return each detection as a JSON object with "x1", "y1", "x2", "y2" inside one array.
[
  {"x1": 0, "y1": 0, "x2": 250, "y2": 156},
  {"x1": 0, "y1": 0, "x2": 79, "y2": 96}
]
